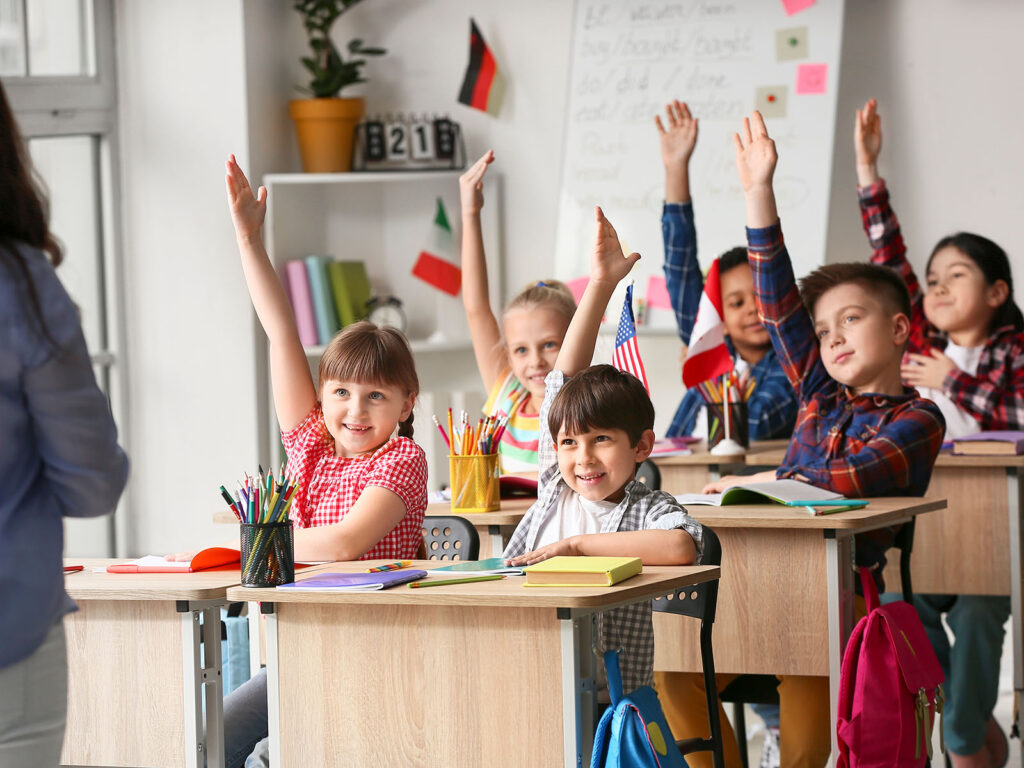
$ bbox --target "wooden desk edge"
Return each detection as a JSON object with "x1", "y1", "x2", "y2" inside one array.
[{"x1": 688, "y1": 497, "x2": 947, "y2": 529}]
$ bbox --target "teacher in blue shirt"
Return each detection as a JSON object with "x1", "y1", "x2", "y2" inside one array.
[{"x1": 0, "y1": 79, "x2": 128, "y2": 766}]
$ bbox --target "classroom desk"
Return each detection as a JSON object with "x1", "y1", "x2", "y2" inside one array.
[
  {"x1": 229, "y1": 560, "x2": 719, "y2": 768},
  {"x1": 61, "y1": 558, "x2": 238, "y2": 768},
  {"x1": 653, "y1": 438, "x2": 791, "y2": 495},
  {"x1": 652, "y1": 498, "x2": 945, "y2": 766},
  {"x1": 425, "y1": 497, "x2": 532, "y2": 558},
  {"x1": 743, "y1": 449, "x2": 1024, "y2": 747}
]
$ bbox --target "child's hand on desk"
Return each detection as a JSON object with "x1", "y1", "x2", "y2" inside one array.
[
  {"x1": 459, "y1": 150, "x2": 494, "y2": 216},
  {"x1": 225, "y1": 154, "x2": 267, "y2": 242},
  {"x1": 700, "y1": 469, "x2": 777, "y2": 494},
  {"x1": 506, "y1": 536, "x2": 581, "y2": 567},
  {"x1": 590, "y1": 207, "x2": 641, "y2": 287}
]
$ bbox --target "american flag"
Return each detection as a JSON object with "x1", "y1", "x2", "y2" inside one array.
[{"x1": 612, "y1": 283, "x2": 650, "y2": 394}]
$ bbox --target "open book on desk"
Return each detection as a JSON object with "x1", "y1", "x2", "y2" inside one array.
[{"x1": 675, "y1": 479, "x2": 867, "y2": 516}]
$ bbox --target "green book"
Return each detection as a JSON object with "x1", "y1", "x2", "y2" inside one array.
[
  {"x1": 326, "y1": 260, "x2": 372, "y2": 328},
  {"x1": 424, "y1": 557, "x2": 524, "y2": 576}
]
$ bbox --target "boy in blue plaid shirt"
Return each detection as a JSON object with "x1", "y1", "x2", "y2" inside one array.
[
  {"x1": 659, "y1": 112, "x2": 946, "y2": 768},
  {"x1": 504, "y1": 206, "x2": 703, "y2": 696}
]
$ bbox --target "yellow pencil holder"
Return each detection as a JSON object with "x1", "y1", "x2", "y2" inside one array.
[{"x1": 449, "y1": 453, "x2": 501, "y2": 514}]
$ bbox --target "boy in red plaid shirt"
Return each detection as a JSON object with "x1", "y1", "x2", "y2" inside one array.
[{"x1": 659, "y1": 112, "x2": 945, "y2": 768}]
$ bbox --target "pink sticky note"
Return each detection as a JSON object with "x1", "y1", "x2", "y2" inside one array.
[
  {"x1": 795, "y1": 63, "x2": 828, "y2": 94},
  {"x1": 566, "y1": 276, "x2": 589, "y2": 305},
  {"x1": 781, "y1": 0, "x2": 815, "y2": 15},
  {"x1": 645, "y1": 275, "x2": 672, "y2": 311}
]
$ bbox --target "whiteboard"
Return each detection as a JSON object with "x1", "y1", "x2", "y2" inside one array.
[{"x1": 555, "y1": 0, "x2": 845, "y2": 328}]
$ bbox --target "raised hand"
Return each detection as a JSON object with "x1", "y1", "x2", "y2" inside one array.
[
  {"x1": 591, "y1": 206, "x2": 641, "y2": 286},
  {"x1": 459, "y1": 150, "x2": 494, "y2": 216},
  {"x1": 854, "y1": 98, "x2": 882, "y2": 186},
  {"x1": 655, "y1": 100, "x2": 699, "y2": 167},
  {"x1": 225, "y1": 154, "x2": 267, "y2": 242},
  {"x1": 733, "y1": 111, "x2": 777, "y2": 193}
]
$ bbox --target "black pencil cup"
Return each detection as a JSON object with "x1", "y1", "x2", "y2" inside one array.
[
  {"x1": 706, "y1": 402, "x2": 749, "y2": 449},
  {"x1": 240, "y1": 522, "x2": 294, "y2": 587}
]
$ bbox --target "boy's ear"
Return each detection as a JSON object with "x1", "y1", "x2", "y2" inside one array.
[
  {"x1": 986, "y1": 279, "x2": 1010, "y2": 309},
  {"x1": 633, "y1": 429, "x2": 656, "y2": 462},
  {"x1": 892, "y1": 312, "x2": 910, "y2": 347}
]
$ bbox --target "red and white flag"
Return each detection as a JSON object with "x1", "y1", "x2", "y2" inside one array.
[
  {"x1": 682, "y1": 259, "x2": 733, "y2": 388},
  {"x1": 612, "y1": 284, "x2": 650, "y2": 394}
]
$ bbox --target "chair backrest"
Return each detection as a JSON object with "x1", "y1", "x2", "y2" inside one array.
[
  {"x1": 635, "y1": 459, "x2": 662, "y2": 490},
  {"x1": 421, "y1": 515, "x2": 480, "y2": 561},
  {"x1": 651, "y1": 526, "x2": 721, "y2": 623}
]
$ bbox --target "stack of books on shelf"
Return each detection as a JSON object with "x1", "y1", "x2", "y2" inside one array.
[{"x1": 284, "y1": 256, "x2": 371, "y2": 347}]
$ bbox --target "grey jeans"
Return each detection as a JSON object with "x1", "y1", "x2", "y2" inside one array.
[{"x1": 0, "y1": 621, "x2": 67, "y2": 768}]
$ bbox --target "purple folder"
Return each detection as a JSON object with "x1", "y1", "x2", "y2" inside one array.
[{"x1": 276, "y1": 570, "x2": 427, "y2": 591}]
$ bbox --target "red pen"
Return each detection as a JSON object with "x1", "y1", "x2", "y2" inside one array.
[{"x1": 64, "y1": 565, "x2": 84, "y2": 574}]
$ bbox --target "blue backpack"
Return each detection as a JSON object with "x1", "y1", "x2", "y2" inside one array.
[{"x1": 590, "y1": 650, "x2": 689, "y2": 768}]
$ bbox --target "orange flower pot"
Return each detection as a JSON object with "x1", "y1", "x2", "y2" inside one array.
[{"x1": 288, "y1": 97, "x2": 365, "y2": 173}]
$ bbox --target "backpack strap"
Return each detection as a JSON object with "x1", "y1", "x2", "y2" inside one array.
[
  {"x1": 603, "y1": 649, "x2": 625, "y2": 705},
  {"x1": 859, "y1": 566, "x2": 880, "y2": 614}
]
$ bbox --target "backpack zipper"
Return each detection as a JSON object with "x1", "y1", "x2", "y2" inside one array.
[{"x1": 936, "y1": 684, "x2": 945, "y2": 754}]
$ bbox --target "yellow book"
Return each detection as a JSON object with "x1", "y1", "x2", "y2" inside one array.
[{"x1": 523, "y1": 556, "x2": 642, "y2": 587}]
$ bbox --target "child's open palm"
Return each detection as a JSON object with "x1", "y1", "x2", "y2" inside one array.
[
  {"x1": 591, "y1": 207, "x2": 641, "y2": 286},
  {"x1": 855, "y1": 98, "x2": 882, "y2": 168},
  {"x1": 655, "y1": 100, "x2": 699, "y2": 167},
  {"x1": 225, "y1": 154, "x2": 267, "y2": 241},
  {"x1": 459, "y1": 150, "x2": 494, "y2": 215},
  {"x1": 733, "y1": 112, "x2": 777, "y2": 192}
]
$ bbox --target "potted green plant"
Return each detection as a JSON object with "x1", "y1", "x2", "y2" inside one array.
[{"x1": 290, "y1": 0, "x2": 386, "y2": 173}]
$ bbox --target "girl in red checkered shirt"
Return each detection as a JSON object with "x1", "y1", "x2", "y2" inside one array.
[{"x1": 224, "y1": 155, "x2": 427, "y2": 564}]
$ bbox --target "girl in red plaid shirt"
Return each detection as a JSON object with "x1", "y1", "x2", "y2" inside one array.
[
  {"x1": 218, "y1": 157, "x2": 428, "y2": 768},
  {"x1": 855, "y1": 99, "x2": 1023, "y2": 768}
]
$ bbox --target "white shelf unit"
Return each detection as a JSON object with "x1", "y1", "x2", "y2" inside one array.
[{"x1": 259, "y1": 170, "x2": 503, "y2": 486}]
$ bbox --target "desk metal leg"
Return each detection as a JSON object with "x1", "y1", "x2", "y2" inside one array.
[
  {"x1": 1007, "y1": 469, "x2": 1023, "y2": 755},
  {"x1": 559, "y1": 608, "x2": 596, "y2": 768},
  {"x1": 179, "y1": 600, "x2": 226, "y2": 768},
  {"x1": 264, "y1": 604, "x2": 281, "y2": 768},
  {"x1": 248, "y1": 602, "x2": 262, "y2": 677},
  {"x1": 824, "y1": 532, "x2": 855, "y2": 768}
]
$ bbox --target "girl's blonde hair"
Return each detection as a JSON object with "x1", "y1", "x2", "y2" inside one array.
[
  {"x1": 318, "y1": 321, "x2": 419, "y2": 438},
  {"x1": 501, "y1": 279, "x2": 577, "y2": 328}
]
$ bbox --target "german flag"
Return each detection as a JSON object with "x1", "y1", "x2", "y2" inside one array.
[{"x1": 457, "y1": 19, "x2": 497, "y2": 112}]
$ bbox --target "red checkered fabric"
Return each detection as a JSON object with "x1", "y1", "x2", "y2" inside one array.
[{"x1": 281, "y1": 404, "x2": 427, "y2": 560}]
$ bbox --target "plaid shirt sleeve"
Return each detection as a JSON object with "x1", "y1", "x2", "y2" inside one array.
[
  {"x1": 746, "y1": 221, "x2": 830, "y2": 401},
  {"x1": 662, "y1": 202, "x2": 704, "y2": 345},
  {"x1": 788, "y1": 399, "x2": 946, "y2": 497},
  {"x1": 942, "y1": 330, "x2": 1024, "y2": 430},
  {"x1": 746, "y1": 348, "x2": 798, "y2": 440},
  {"x1": 280, "y1": 403, "x2": 331, "y2": 528},
  {"x1": 858, "y1": 180, "x2": 931, "y2": 354}
]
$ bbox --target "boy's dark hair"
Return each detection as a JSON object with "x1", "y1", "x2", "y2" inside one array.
[
  {"x1": 547, "y1": 364, "x2": 654, "y2": 446},
  {"x1": 717, "y1": 247, "x2": 749, "y2": 275},
  {"x1": 928, "y1": 232, "x2": 1024, "y2": 333},
  {"x1": 798, "y1": 262, "x2": 911, "y2": 320}
]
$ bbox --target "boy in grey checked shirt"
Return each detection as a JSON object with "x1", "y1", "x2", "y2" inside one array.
[{"x1": 504, "y1": 206, "x2": 704, "y2": 695}]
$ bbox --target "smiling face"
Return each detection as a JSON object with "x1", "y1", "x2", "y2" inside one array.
[
  {"x1": 320, "y1": 379, "x2": 414, "y2": 458},
  {"x1": 811, "y1": 281, "x2": 909, "y2": 395},
  {"x1": 502, "y1": 306, "x2": 571, "y2": 408},
  {"x1": 924, "y1": 246, "x2": 1006, "y2": 340},
  {"x1": 719, "y1": 263, "x2": 770, "y2": 356},
  {"x1": 555, "y1": 424, "x2": 655, "y2": 503}
]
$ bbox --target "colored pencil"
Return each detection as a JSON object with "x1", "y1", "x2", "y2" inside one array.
[{"x1": 409, "y1": 574, "x2": 506, "y2": 588}]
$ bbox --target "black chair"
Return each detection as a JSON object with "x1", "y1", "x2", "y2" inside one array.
[
  {"x1": 636, "y1": 458, "x2": 662, "y2": 490},
  {"x1": 421, "y1": 515, "x2": 480, "y2": 561},
  {"x1": 719, "y1": 519, "x2": 920, "y2": 767},
  {"x1": 652, "y1": 526, "x2": 725, "y2": 768}
]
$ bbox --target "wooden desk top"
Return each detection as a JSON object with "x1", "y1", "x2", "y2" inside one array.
[
  {"x1": 425, "y1": 497, "x2": 533, "y2": 525},
  {"x1": 227, "y1": 561, "x2": 719, "y2": 611},
  {"x1": 652, "y1": 439, "x2": 790, "y2": 467},
  {"x1": 63, "y1": 558, "x2": 243, "y2": 601},
  {"x1": 745, "y1": 447, "x2": 1024, "y2": 469},
  {"x1": 685, "y1": 496, "x2": 945, "y2": 530}
]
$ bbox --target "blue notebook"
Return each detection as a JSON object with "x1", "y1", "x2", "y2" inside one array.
[
  {"x1": 425, "y1": 557, "x2": 524, "y2": 576},
  {"x1": 276, "y1": 570, "x2": 427, "y2": 591}
]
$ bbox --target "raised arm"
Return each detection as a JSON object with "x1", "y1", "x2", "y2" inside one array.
[
  {"x1": 459, "y1": 150, "x2": 505, "y2": 391},
  {"x1": 656, "y1": 101, "x2": 704, "y2": 345},
  {"x1": 226, "y1": 155, "x2": 316, "y2": 431},
  {"x1": 735, "y1": 113, "x2": 825, "y2": 398},
  {"x1": 555, "y1": 207, "x2": 641, "y2": 377}
]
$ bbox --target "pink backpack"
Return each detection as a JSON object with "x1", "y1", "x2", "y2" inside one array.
[{"x1": 836, "y1": 568, "x2": 945, "y2": 767}]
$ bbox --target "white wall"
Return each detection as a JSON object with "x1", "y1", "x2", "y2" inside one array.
[{"x1": 118, "y1": 1, "x2": 1024, "y2": 552}]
